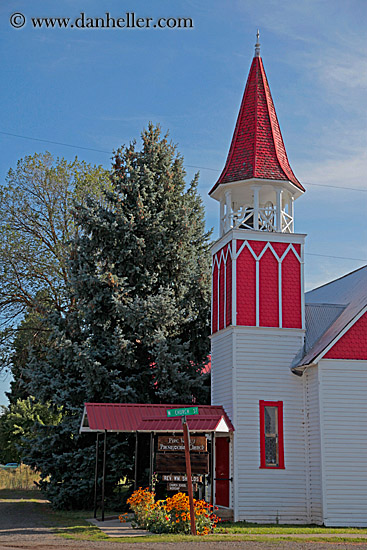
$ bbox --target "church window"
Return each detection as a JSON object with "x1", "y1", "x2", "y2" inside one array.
[{"x1": 259, "y1": 401, "x2": 284, "y2": 468}]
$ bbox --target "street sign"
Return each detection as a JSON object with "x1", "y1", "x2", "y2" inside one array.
[
  {"x1": 166, "y1": 406, "x2": 199, "y2": 418},
  {"x1": 162, "y1": 474, "x2": 202, "y2": 483}
]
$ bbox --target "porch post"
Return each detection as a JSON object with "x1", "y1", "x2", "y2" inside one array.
[
  {"x1": 93, "y1": 432, "x2": 100, "y2": 519},
  {"x1": 101, "y1": 430, "x2": 107, "y2": 522},
  {"x1": 210, "y1": 432, "x2": 215, "y2": 505},
  {"x1": 149, "y1": 432, "x2": 154, "y2": 491},
  {"x1": 134, "y1": 431, "x2": 138, "y2": 491}
]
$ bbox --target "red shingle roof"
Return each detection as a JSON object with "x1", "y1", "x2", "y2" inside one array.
[
  {"x1": 210, "y1": 56, "x2": 304, "y2": 194},
  {"x1": 80, "y1": 403, "x2": 234, "y2": 433}
]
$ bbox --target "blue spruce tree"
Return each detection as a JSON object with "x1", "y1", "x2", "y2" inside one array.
[{"x1": 24, "y1": 125, "x2": 212, "y2": 508}]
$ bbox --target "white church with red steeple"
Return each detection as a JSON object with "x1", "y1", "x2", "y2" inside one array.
[{"x1": 210, "y1": 33, "x2": 367, "y2": 526}]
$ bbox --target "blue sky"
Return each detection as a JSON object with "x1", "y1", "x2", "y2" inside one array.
[{"x1": 0, "y1": 0, "x2": 366, "y2": 404}]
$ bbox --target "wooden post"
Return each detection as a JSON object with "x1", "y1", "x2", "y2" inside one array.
[
  {"x1": 93, "y1": 432, "x2": 100, "y2": 519},
  {"x1": 210, "y1": 432, "x2": 214, "y2": 505},
  {"x1": 134, "y1": 431, "x2": 138, "y2": 491},
  {"x1": 101, "y1": 430, "x2": 107, "y2": 522},
  {"x1": 182, "y1": 416, "x2": 197, "y2": 536},
  {"x1": 149, "y1": 432, "x2": 154, "y2": 491}
]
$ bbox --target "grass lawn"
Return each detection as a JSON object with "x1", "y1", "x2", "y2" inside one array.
[
  {"x1": 52, "y1": 512, "x2": 367, "y2": 544},
  {"x1": 3, "y1": 490, "x2": 367, "y2": 544}
]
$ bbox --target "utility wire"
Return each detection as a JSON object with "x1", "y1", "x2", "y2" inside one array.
[
  {"x1": 0, "y1": 131, "x2": 365, "y2": 265},
  {"x1": 305, "y1": 253, "x2": 367, "y2": 262},
  {"x1": 1, "y1": 130, "x2": 367, "y2": 193},
  {"x1": 0, "y1": 131, "x2": 111, "y2": 155}
]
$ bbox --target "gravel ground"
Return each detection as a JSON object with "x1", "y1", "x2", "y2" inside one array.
[{"x1": 1, "y1": 499, "x2": 367, "y2": 550}]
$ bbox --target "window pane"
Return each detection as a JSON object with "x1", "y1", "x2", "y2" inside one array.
[
  {"x1": 265, "y1": 436, "x2": 278, "y2": 466},
  {"x1": 265, "y1": 406, "x2": 277, "y2": 435}
]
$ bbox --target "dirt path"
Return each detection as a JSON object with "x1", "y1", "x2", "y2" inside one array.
[{"x1": 1, "y1": 498, "x2": 367, "y2": 549}]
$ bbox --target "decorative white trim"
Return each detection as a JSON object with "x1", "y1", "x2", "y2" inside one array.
[
  {"x1": 212, "y1": 244, "x2": 233, "y2": 332},
  {"x1": 278, "y1": 262, "x2": 282, "y2": 328},
  {"x1": 209, "y1": 177, "x2": 305, "y2": 203},
  {"x1": 232, "y1": 331, "x2": 238, "y2": 517},
  {"x1": 232, "y1": 240, "x2": 237, "y2": 326},
  {"x1": 276, "y1": 188, "x2": 282, "y2": 232},
  {"x1": 302, "y1": 373, "x2": 312, "y2": 523},
  {"x1": 318, "y1": 366, "x2": 328, "y2": 524},
  {"x1": 213, "y1": 236, "x2": 305, "y2": 332},
  {"x1": 210, "y1": 324, "x2": 305, "y2": 340},
  {"x1": 256, "y1": 260, "x2": 260, "y2": 326},
  {"x1": 211, "y1": 229, "x2": 306, "y2": 255}
]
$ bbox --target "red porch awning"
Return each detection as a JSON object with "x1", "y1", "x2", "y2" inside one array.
[{"x1": 80, "y1": 403, "x2": 234, "y2": 434}]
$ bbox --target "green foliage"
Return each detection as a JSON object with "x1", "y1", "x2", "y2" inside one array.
[
  {"x1": 0, "y1": 152, "x2": 111, "y2": 392},
  {"x1": 0, "y1": 152, "x2": 110, "y2": 321},
  {"x1": 22, "y1": 125, "x2": 212, "y2": 509},
  {"x1": 0, "y1": 397, "x2": 62, "y2": 463}
]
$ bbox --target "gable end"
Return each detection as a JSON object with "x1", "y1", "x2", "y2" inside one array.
[{"x1": 324, "y1": 311, "x2": 367, "y2": 360}]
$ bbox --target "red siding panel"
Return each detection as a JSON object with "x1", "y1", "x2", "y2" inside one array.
[
  {"x1": 219, "y1": 260, "x2": 225, "y2": 331},
  {"x1": 237, "y1": 246, "x2": 256, "y2": 326},
  {"x1": 282, "y1": 250, "x2": 302, "y2": 328},
  {"x1": 324, "y1": 311, "x2": 367, "y2": 360},
  {"x1": 226, "y1": 254, "x2": 232, "y2": 327},
  {"x1": 272, "y1": 242, "x2": 289, "y2": 258},
  {"x1": 248, "y1": 240, "x2": 266, "y2": 257},
  {"x1": 259, "y1": 248, "x2": 279, "y2": 327}
]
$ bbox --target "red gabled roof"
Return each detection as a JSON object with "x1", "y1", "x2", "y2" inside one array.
[
  {"x1": 210, "y1": 55, "x2": 304, "y2": 194},
  {"x1": 80, "y1": 403, "x2": 234, "y2": 433}
]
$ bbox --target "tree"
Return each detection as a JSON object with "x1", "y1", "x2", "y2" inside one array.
[
  {"x1": 6, "y1": 306, "x2": 48, "y2": 404},
  {"x1": 0, "y1": 152, "x2": 111, "y2": 380},
  {"x1": 0, "y1": 397, "x2": 62, "y2": 464},
  {"x1": 23, "y1": 125, "x2": 212, "y2": 508}
]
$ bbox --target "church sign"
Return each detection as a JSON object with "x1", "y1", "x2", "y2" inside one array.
[
  {"x1": 155, "y1": 452, "x2": 209, "y2": 474},
  {"x1": 157, "y1": 435, "x2": 207, "y2": 453},
  {"x1": 161, "y1": 474, "x2": 202, "y2": 483}
]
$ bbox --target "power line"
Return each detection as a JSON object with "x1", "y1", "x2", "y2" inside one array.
[
  {"x1": 305, "y1": 253, "x2": 367, "y2": 262},
  {"x1": 1, "y1": 130, "x2": 367, "y2": 192},
  {"x1": 0, "y1": 131, "x2": 365, "y2": 265},
  {"x1": 0, "y1": 131, "x2": 111, "y2": 155}
]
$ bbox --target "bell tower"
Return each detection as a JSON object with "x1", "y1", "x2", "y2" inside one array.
[{"x1": 210, "y1": 34, "x2": 308, "y2": 523}]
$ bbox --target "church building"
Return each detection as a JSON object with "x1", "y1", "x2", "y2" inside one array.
[{"x1": 210, "y1": 33, "x2": 367, "y2": 526}]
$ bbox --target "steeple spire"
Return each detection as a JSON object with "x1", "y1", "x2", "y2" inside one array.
[
  {"x1": 209, "y1": 38, "x2": 305, "y2": 235},
  {"x1": 255, "y1": 29, "x2": 261, "y2": 57}
]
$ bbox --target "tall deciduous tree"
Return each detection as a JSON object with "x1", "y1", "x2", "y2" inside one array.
[
  {"x1": 23, "y1": 125, "x2": 212, "y2": 508},
  {"x1": 0, "y1": 152, "x2": 110, "y2": 377}
]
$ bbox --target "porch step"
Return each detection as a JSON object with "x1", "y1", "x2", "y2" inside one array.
[{"x1": 215, "y1": 506, "x2": 233, "y2": 522}]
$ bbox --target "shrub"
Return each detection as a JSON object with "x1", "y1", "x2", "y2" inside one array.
[{"x1": 122, "y1": 487, "x2": 220, "y2": 535}]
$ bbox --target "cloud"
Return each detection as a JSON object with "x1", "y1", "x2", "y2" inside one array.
[{"x1": 298, "y1": 151, "x2": 367, "y2": 190}]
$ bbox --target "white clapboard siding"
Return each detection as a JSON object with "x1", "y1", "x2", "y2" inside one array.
[
  {"x1": 319, "y1": 359, "x2": 367, "y2": 527},
  {"x1": 304, "y1": 365, "x2": 323, "y2": 523},
  {"x1": 233, "y1": 327, "x2": 308, "y2": 523},
  {"x1": 211, "y1": 330, "x2": 233, "y2": 419},
  {"x1": 211, "y1": 330, "x2": 235, "y2": 509}
]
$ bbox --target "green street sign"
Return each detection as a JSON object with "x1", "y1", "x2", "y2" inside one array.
[{"x1": 167, "y1": 406, "x2": 199, "y2": 418}]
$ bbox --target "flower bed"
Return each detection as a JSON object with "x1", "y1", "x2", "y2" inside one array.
[{"x1": 121, "y1": 487, "x2": 220, "y2": 535}]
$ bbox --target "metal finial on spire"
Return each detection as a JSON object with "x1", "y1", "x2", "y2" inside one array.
[{"x1": 255, "y1": 29, "x2": 261, "y2": 57}]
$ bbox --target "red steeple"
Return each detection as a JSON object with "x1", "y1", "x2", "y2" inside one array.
[{"x1": 210, "y1": 48, "x2": 304, "y2": 195}]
